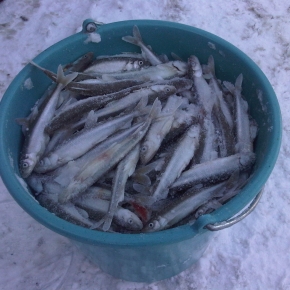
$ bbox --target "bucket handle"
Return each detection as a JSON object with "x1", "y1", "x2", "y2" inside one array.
[{"x1": 205, "y1": 187, "x2": 264, "y2": 231}]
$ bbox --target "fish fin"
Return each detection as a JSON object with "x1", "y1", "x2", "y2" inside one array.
[
  {"x1": 171, "y1": 52, "x2": 183, "y2": 61},
  {"x1": 131, "y1": 173, "x2": 151, "y2": 186},
  {"x1": 235, "y1": 73, "x2": 243, "y2": 91},
  {"x1": 133, "y1": 159, "x2": 163, "y2": 176},
  {"x1": 133, "y1": 183, "x2": 151, "y2": 195},
  {"x1": 56, "y1": 65, "x2": 78, "y2": 86},
  {"x1": 148, "y1": 98, "x2": 162, "y2": 121},
  {"x1": 223, "y1": 81, "x2": 235, "y2": 94},
  {"x1": 122, "y1": 25, "x2": 142, "y2": 47},
  {"x1": 134, "y1": 95, "x2": 149, "y2": 114},
  {"x1": 132, "y1": 25, "x2": 143, "y2": 43},
  {"x1": 90, "y1": 216, "x2": 106, "y2": 230},
  {"x1": 122, "y1": 35, "x2": 139, "y2": 46},
  {"x1": 15, "y1": 117, "x2": 30, "y2": 134},
  {"x1": 102, "y1": 214, "x2": 114, "y2": 231},
  {"x1": 158, "y1": 54, "x2": 169, "y2": 63},
  {"x1": 75, "y1": 207, "x2": 89, "y2": 219},
  {"x1": 90, "y1": 213, "x2": 113, "y2": 231},
  {"x1": 203, "y1": 55, "x2": 215, "y2": 76},
  {"x1": 84, "y1": 110, "x2": 99, "y2": 129}
]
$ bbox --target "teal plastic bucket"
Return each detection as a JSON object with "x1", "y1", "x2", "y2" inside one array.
[{"x1": 0, "y1": 20, "x2": 282, "y2": 282}]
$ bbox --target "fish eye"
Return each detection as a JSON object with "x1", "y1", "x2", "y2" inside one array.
[
  {"x1": 22, "y1": 162, "x2": 29, "y2": 168},
  {"x1": 128, "y1": 218, "x2": 133, "y2": 224},
  {"x1": 141, "y1": 145, "x2": 147, "y2": 152},
  {"x1": 166, "y1": 87, "x2": 170, "y2": 92},
  {"x1": 148, "y1": 222, "x2": 154, "y2": 228},
  {"x1": 138, "y1": 60, "x2": 143, "y2": 65}
]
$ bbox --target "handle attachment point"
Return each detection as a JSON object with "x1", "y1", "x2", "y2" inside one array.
[
  {"x1": 82, "y1": 19, "x2": 105, "y2": 34},
  {"x1": 205, "y1": 187, "x2": 264, "y2": 231}
]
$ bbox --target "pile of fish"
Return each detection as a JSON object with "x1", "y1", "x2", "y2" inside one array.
[{"x1": 18, "y1": 26, "x2": 257, "y2": 233}]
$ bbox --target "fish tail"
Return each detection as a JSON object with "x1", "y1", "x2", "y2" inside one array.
[
  {"x1": 56, "y1": 65, "x2": 78, "y2": 87},
  {"x1": 122, "y1": 35, "x2": 140, "y2": 46},
  {"x1": 122, "y1": 25, "x2": 143, "y2": 46},
  {"x1": 29, "y1": 61, "x2": 57, "y2": 82},
  {"x1": 133, "y1": 25, "x2": 142, "y2": 41},
  {"x1": 171, "y1": 52, "x2": 183, "y2": 61},
  {"x1": 132, "y1": 172, "x2": 151, "y2": 186},
  {"x1": 90, "y1": 216, "x2": 105, "y2": 230},
  {"x1": 102, "y1": 214, "x2": 114, "y2": 231},
  {"x1": 223, "y1": 81, "x2": 235, "y2": 94},
  {"x1": 133, "y1": 95, "x2": 149, "y2": 116},
  {"x1": 235, "y1": 73, "x2": 243, "y2": 91},
  {"x1": 148, "y1": 98, "x2": 162, "y2": 121},
  {"x1": 203, "y1": 55, "x2": 215, "y2": 76},
  {"x1": 90, "y1": 214, "x2": 112, "y2": 231}
]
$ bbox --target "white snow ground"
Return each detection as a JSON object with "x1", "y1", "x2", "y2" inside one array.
[{"x1": 0, "y1": 0, "x2": 290, "y2": 289}]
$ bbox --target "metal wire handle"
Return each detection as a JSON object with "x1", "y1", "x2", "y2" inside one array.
[{"x1": 205, "y1": 187, "x2": 264, "y2": 231}]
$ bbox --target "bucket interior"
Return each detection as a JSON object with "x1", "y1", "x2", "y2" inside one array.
[{"x1": 0, "y1": 20, "x2": 281, "y2": 246}]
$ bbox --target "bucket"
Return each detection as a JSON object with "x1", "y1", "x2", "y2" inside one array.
[{"x1": 0, "y1": 19, "x2": 282, "y2": 283}]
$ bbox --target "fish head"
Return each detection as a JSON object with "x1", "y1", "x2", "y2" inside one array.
[
  {"x1": 116, "y1": 208, "x2": 144, "y2": 231},
  {"x1": 188, "y1": 56, "x2": 202, "y2": 77},
  {"x1": 19, "y1": 153, "x2": 38, "y2": 178},
  {"x1": 150, "y1": 84, "x2": 176, "y2": 95},
  {"x1": 140, "y1": 140, "x2": 158, "y2": 165},
  {"x1": 171, "y1": 60, "x2": 188, "y2": 75},
  {"x1": 33, "y1": 156, "x2": 53, "y2": 173},
  {"x1": 143, "y1": 219, "x2": 162, "y2": 233},
  {"x1": 132, "y1": 59, "x2": 151, "y2": 70}
]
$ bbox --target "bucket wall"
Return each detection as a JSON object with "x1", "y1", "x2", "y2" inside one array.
[{"x1": 73, "y1": 230, "x2": 213, "y2": 282}]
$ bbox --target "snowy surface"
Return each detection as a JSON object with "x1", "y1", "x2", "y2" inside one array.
[{"x1": 0, "y1": 0, "x2": 290, "y2": 289}]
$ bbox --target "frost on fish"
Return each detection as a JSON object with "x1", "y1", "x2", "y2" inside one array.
[{"x1": 17, "y1": 26, "x2": 258, "y2": 233}]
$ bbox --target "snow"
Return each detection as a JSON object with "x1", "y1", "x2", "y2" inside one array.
[
  {"x1": 23, "y1": 78, "x2": 34, "y2": 90},
  {"x1": 84, "y1": 32, "x2": 101, "y2": 44},
  {"x1": 0, "y1": 0, "x2": 290, "y2": 289}
]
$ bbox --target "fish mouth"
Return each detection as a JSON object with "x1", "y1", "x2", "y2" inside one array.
[{"x1": 172, "y1": 64, "x2": 182, "y2": 71}]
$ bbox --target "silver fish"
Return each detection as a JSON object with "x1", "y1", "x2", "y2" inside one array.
[
  {"x1": 63, "y1": 51, "x2": 94, "y2": 72},
  {"x1": 122, "y1": 25, "x2": 163, "y2": 66},
  {"x1": 99, "y1": 60, "x2": 188, "y2": 82},
  {"x1": 140, "y1": 95, "x2": 184, "y2": 164},
  {"x1": 99, "y1": 143, "x2": 140, "y2": 231},
  {"x1": 35, "y1": 110, "x2": 140, "y2": 173},
  {"x1": 188, "y1": 55, "x2": 216, "y2": 115},
  {"x1": 75, "y1": 194, "x2": 143, "y2": 231},
  {"x1": 143, "y1": 182, "x2": 226, "y2": 232},
  {"x1": 37, "y1": 192, "x2": 96, "y2": 228},
  {"x1": 170, "y1": 152, "x2": 256, "y2": 192},
  {"x1": 84, "y1": 55, "x2": 151, "y2": 74},
  {"x1": 46, "y1": 83, "x2": 175, "y2": 134},
  {"x1": 204, "y1": 56, "x2": 234, "y2": 130},
  {"x1": 29, "y1": 61, "x2": 144, "y2": 96},
  {"x1": 19, "y1": 65, "x2": 78, "y2": 178},
  {"x1": 58, "y1": 99, "x2": 160, "y2": 203},
  {"x1": 224, "y1": 74, "x2": 253, "y2": 154},
  {"x1": 150, "y1": 124, "x2": 201, "y2": 202}
]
